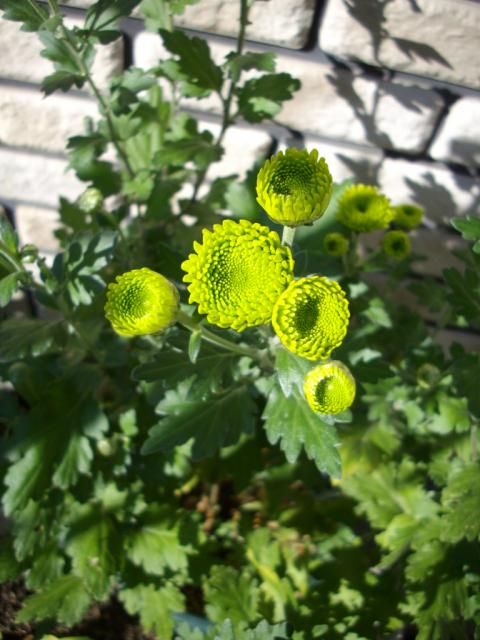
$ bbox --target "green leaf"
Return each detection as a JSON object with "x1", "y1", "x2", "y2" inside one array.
[
  {"x1": 0, "y1": 317, "x2": 64, "y2": 362},
  {"x1": 0, "y1": 272, "x2": 20, "y2": 307},
  {"x1": 127, "y1": 506, "x2": 191, "y2": 576},
  {"x1": 142, "y1": 382, "x2": 256, "y2": 459},
  {"x1": 262, "y1": 384, "x2": 341, "y2": 477},
  {"x1": 427, "y1": 394, "x2": 471, "y2": 434},
  {"x1": 26, "y1": 541, "x2": 65, "y2": 590},
  {"x1": 3, "y1": 378, "x2": 108, "y2": 516},
  {"x1": 119, "y1": 583, "x2": 184, "y2": 639},
  {"x1": 85, "y1": 0, "x2": 141, "y2": 42},
  {"x1": 443, "y1": 266, "x2": 480, "y2": 321},
  {"x1": 236, "y1": 73, "x2": 300, "y2": 123},
  {"x1": 225, "y1": 51, "x2": 276, "y2": 82},
  {"x1": 66, "y1": 503, "x2": 120, "y2": 599},
  {"x1": 0, "y1": 538, "x2": 21, "y2": 582},
  {"x1": 16, "y1": 575, "x2": 91, "y2": 626},
  {"x1": 176, "y1": 619, "x2": 289, "y2": 640},
  {"x1": 38, "y1": 30, "x2": 91, "y2": 94},
  {"x1": 274, "y1": 346, "x2": 311, "y2": 398},
  {"x1": 131, "y1": 339, "x2": 234, "y2": 388},
  {"x1": 0, "y1": 212, "x2": 19, "y2": 253},
  {"x1": 441, "y1": 464, "x2": 480, "y2": 543},
  {"x1": 140, "y1": 0, "x2": 199, "y2": 31},
  {"x1": 155, "y1": 134, "x2": 223, "y2": 170},
  {"x1": 0, "y1": 0, "x2": 48, "y2": 31},
  {"x1": 160, "y1": 29, "x2": 223, "y2": 91},
  {"x1": 452, "y1": 216, "x2": 480, "y2": 253},
  {"x1": 203, "y1": 565, "x2": 260, "y2": 626},
  {"x1": 361, "y1": 296, "x2": 392, "y2": 328}
]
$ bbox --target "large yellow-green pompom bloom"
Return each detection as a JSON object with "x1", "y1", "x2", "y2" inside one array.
[
  {"x1": 256, "y1": 148, "x2": 333, "y2": 227},
  {"x1": 337, "y1": 184, "x2": 394, "y2": 232},
  {"x1": 181, "y1": 219, "x2": 294, "y2": 331},
  {"x1": 323, "y1": 232, "x2": 349, "y2": 257},
  {"x1": 303, "y1": 361, "x2": 356, "y2": 414},
  {"x1": 381, "y1": 230, "x2": 411, "y2": 259},
  {"x1": 393, "y1": 203, "x2": 424, "y2": 230},
  {"x1": 272, "y1": 276, "x2": 349, "y2": 361},
  {"x1": 104, "y1": 268, "x2": 179, "y2": 337}
]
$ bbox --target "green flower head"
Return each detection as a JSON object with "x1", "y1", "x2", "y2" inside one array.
[
  {"x1": 381, "y1": 230, "x2": 411, "y2": 260},
  {"x1": 272, "y1": 275, "x2": 350, "y2": 361},
  {"x1": 256, "y1": 148, "x2": 333, "y2": 227},
  {"x1": 393, "y1": 203, "x2": 424, "y2": 230},
  {"x1": 303, "y1": 361, "x2": 356, "y2": 414},
  {"x1": 323, "y1": 231, "x2": 349, "y2": 257},
  {"x1": 337, "y1": 184, "x2": 393, "y2": 232},
  {"x1": 181, "y1": 219, "x2": 294, "y2": 332},
  {"x1": 105, "y1": 268, "x2": 179, "y2": 337}
]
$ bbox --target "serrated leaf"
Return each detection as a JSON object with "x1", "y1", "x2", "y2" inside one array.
[
  {"x1": 127, "y1": 506, "x2": 190, "y2": 576},
  {"x1": 155, "y1": 135, "x2": 223, "y2": 170},
  {"x1": 225, "y1": 51, "x2": 276, "y2": 82},
  {"x1": 16, "y1": 575, "x2": 91, "y2": 626},
  {"x1": 274, "y1": 346, "x2": 311, "y2": 398},
  {"x1": 443, "y1": 266, "x2": 480, "y2": 321},
  {"x1": 203, "y1": 566, "x2": 260, "y2": 626},
  {"x1": 3, "y1": 381, "x2": 108, "y2": 516},
  {"x1": 120, "y1": 583, "x2": 184, "y2": 639},
  {"x1": 0, "y1": 0, "x2": 48, "y2": 31},
  {"x1": 142, "y1": 383, "x2": 256, "y2": 459},
  {"x1": 262, "y1": 384, "x2": 341, "y2": 477},
  {"x1": 26, "y1": 541, "x2": 65, "y2": 590},
  {"x1": 0, "y1": 272, "x2": 20, "y2": 307},
  {"x1": 85, "y1": 0, "x2": 141, "y2": 41},
  {"x1": 452, "y1": 216, "x2": 480, "y2": 252},
  {"x1": 427, "y1": 394, "x2": 471, "y2": 434},
  {"x1": 0, "y1": 212, "x2": 19, "y2": 253},
  {"x1": 160, "y1": 29, "x2": 223, "y2": 91},
  {"x1": 236, "y1": 73, "x2": 300, "y2": 123},
  {"x1": 42, "y1": 70, "x2": 84, "y2": 95},
  {"x1": 66, "y1": 503, "x2": 119, "y2": 599},
  {"x1": 441, "y1": 464, "x2": 480, "y2": 543},
  {"x1": 0, "y1": 317, "x2": 64, "y2": 362}
]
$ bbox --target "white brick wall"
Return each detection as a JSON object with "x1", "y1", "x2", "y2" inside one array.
[
  {"x1": 319, "y1": 0, "x2": 480, "y2": 90},
  {"x1": 430, "y1": 96, "x2": 480, "y2": 167},
  {"x1": 0, "y1": 86, "x2": 97, "y2": 154}
]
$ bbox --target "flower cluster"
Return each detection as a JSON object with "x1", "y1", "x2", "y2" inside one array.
[{"x1": 105, "y1": 148, "x2": 359, "y2": 416}]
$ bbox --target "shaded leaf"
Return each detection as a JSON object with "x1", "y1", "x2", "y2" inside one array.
[
  {"x1": 262, "y1": 384, "x2": 341, "y2": 477},
  {"x1": 120, "y1": 583, "x2": 184, "y2": 639},
  {"x1": 236, "y1": 73, "x2": 300, "y2": 123},
  {"x1": 0, "y1": 0, "x2": 48, "y2": 31}
]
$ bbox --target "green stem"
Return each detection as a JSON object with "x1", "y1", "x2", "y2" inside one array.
[
  {"x1": 182, "y1": 0, "x2": 250, "y2": 212},
  {"x1": 0, "y1": 247, "x2": 24, "y2": 273},
  {"x1": 471, "y1": 422, "x2": 478, "y2": 462},
  {"x1": 47, "y1": 1, "x2": 135, "y2": 179},
  {"x1": 282, "y1": 226, "x2": 296, "y2": 247},
  {"x1": 177, "y1": 310, "x2": 263, "y2": 361}
]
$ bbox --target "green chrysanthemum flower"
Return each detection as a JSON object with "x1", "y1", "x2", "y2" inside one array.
[
  {"x1": 393, "y1": 203, "x2": 424, "y2": 230},
  {"x1": 337, "y1": 184, "x2": 394, "y2": 232},
  {"x1": 256, "y1": 148, "x2": 333, "y2": 227},
  {"x1": 105, "y1": 268, "x2": 179, "y2": 337},
  {"x1": 381, "y1": 230, "x2": 411, "y2": 259},
  {"x1": 181, "y1": 219, "x2": 294, "y2": 331},
  {"x1": 323, "y1": 232, "x2": 349, "y2": 257},
  {"x1": 303, "y1": 361, "x2": 356, "y2": 414},
  {"x1": 272, "y1": 276, "x2": 349, "y2": 361}
]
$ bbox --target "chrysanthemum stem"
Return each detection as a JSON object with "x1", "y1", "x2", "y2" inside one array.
[
  {"x1": 177, "y1": 310, "x2": 263, "y2": 361},
  {"x1": 282, "y1": 226, "x2": 296, "y2": 247}
]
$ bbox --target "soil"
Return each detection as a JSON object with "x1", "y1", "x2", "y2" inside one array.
[{"x1": 0, "y1": 578, "x2": 155, "y2": 640}]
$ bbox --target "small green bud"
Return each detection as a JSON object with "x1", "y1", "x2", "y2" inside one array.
[
  {"x1": 77, "y1": 187, "x2": 104, "y2": 214},
  {"x1": 323, "y1": 232, "x2": 349, "y2": 257}
]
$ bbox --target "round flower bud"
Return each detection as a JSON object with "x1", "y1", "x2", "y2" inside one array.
[
  {"x1": 381, "y1": 230, "x2": 411, "y2": 260},
  {"x1": 393, "y1": 203, "x2": 424, "y2": 230},
  {"x1": 303, "y1": 361, "x2": 356, "y2": 414},
  {"x1": 181, "y1": 219, "x2": 294, "y2": 332},
  {"x1": 323, "y1": 232, "x2": 349, "y2": 257},
  {"x1": 105, "y1": 268, "x2": 179, "y2": 337},
  {"x1": 272, "y1": 276, "x2": 349, "y2": 361},
  {"x1": 337, "y1": 184, "x2": 394, "y2": 232},
  {"x1": 256, "y1": 148, "x2": 333, "y2": 227},
  {"x1": 77, "y1": 187, "x2": 104, "y2": 214}
]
